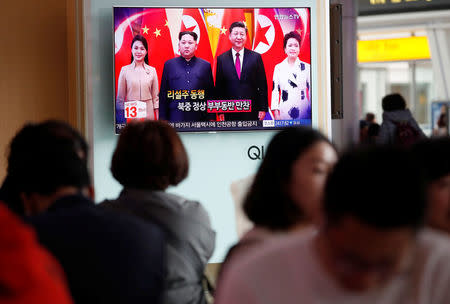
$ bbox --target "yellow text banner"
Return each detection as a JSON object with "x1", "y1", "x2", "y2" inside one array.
[{"x1": 358, "y1": 36, "x2": 430, "y2": 62}]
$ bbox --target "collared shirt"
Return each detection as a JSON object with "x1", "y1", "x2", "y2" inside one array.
[{"x1": 232, "y1": 48, "x2": 244, "y2": 73}]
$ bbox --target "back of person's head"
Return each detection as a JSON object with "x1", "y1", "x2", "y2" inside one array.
[
  {"x1": 412, "y1": 137, "x2": 450, "y2": 183},
  {"x1": 324, "y1": 145, "x2": 426, "y2": 230},
  {"x1": 6, "y1": 120, "x2": 90, "y2": 197},
  {"x1": 365, "y1": 112, "x2": 375, "y2": 123},
  {"x1": 244, "y1": 127, "x2": 336, "y2": 230},
  {"x1": 382, "y1": 93, "x2": 407, "y2": 112},
  {"x1": 111, "y1": 120, "x2": 188, "y2": 190}
]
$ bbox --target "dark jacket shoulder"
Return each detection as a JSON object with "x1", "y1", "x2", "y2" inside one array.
[{"x1": 28, "y1": 194, "x2": 165, "y2": 304}]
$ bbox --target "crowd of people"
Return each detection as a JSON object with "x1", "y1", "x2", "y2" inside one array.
[{"x1": 1, "y1": 90, "x2": 449, "y2": 304}]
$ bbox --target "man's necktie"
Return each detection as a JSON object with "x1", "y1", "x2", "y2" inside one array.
[{"x1": 235, "y1": 53, "x2": 241, "y2": 79}]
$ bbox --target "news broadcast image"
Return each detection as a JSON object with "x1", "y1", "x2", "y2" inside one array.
[{"x1": 114, "y1": 7, "x2": 311, "y2": 133}]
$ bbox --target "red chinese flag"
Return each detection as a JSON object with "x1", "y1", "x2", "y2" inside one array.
[
  {"x1": 252, "y1": 8, "x2": 285, "y2": 109},
  {"x1": 140, "y1": 8, "x2": 175, "y2": 83},
  {"x1": 114, "y1": 9, "x2": 175, "y2": 123},
  {"x1": 114, "y1": 16, "x2": 135, "y2": 97},
  {"x1": 212, "y1": 9, "x2": 252, "y2": 82},
  {"x1": 215, "y1": 9, "x2": 251, "y2": 58},
  {"x1": 180, "y1": 9, "x2": 213, "y2": 63}
]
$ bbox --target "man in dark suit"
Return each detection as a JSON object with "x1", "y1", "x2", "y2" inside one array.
[
  {"x1": 215, "y1": 21, "x2": 268, "y2": 121},
  {"x1": 6, "y1": 120, "x2": 165, "y2": 304},
  {"x1": 159, "y1": 31, "x2": 214, "y2": 122}
]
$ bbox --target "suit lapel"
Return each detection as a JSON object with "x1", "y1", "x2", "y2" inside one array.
[
  {"x1": 228, "y1": 48, "x2": 250, "y2": 80},
  {"x1": 241, "y1": 48, "x2": 251, "y2": 80},
  {"x1": 226, "y1": 50, "x2": 239, "y2": 80}
]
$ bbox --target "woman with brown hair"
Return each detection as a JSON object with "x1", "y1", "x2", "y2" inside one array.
[{"x1": 101, "y1": 121, "x2": 215, "y2": 304}]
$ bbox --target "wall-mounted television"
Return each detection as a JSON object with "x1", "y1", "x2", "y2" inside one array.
[
  {"x1": 431, "y1": 101, "x2": 450, "y2": 137},
  {"x1": 114, "y1": 7, "x2": 311, "y2": 133}
]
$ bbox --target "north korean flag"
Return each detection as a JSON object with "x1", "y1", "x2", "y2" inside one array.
[{"x1": 180, "y1": 9, "x2": 213, "y2": 63}]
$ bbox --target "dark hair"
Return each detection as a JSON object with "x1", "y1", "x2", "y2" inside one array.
[
  {"x1": 111, "y1": 121, "x2": 188, "y2": 190},
  {"x1": 243, "y1": 127, "x2": 335, "y2": 230},
  {"x1": 324, "y1": 146, "x2": 426, "y2": 230},
  {"x1": 437, "y1": 113, "x2": 447, "y2": 128},
  {"x1": 130, "y1": 34, "x2": 149, "y2": 64},
  {"x1": 382, "y1": 93, "x2": 407, "y2": 112},
  {"x1": 229, "y1": 21, "x2": 248, "y2": 34},
  {"x1": 412, "y1": 137, "x2": 450, "y2": 183},
  {"x1": 179, "y1": 31, "x2": 198, "y2": 41},
  {"x1": 5, "y1": 120, "x2": 90, "y2": 197},
  {"x1": 365, "y1": 112, "x2": 375, "y2": 123},
  {"x1": 0, "y1": 175, "x2": 24, "y2": 215},
  {"x1": 283, "y1": 31, "x2": 302, "y2": 50}
]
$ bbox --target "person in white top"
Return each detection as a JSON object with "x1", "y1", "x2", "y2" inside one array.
[
  {"x1": 215, "y1": 146, "x2": 450, "y2": 304},
  {"x1": 271, "y1": 31, "x2": 311, "y2": 120}
]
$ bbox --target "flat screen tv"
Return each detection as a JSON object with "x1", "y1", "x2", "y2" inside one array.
[
  {"x1": 114, "y1": 7, "x2": 311, "y2": 133},
  {"x1": 430, "y1": 101, "x2": 450, "y2": 137}
]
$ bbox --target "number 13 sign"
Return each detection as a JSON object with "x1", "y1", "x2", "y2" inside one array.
[{"x1": 124, "y1": 101, "x2": 147, "y2": 118}]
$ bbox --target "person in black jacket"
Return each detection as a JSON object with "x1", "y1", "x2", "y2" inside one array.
[
  {"x1": 101, "y1": 120, "x2": 215, "y2": 304},
  {"x1": 159, "y1": 31, "x2": 214, "y2": 123},
  {"x1": 6, "y1": 120, "x2": 165, "y2": 304},
  {"x1": 215, "y1": 21, "x2": 268, "y2": 121}
]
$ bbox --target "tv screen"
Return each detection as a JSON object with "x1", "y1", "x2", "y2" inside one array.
[
  {"x1": 114, "y1": 7, "x2": 311, "y2": 133},
  {"x1": 431, "y1": 101, "x2": 450, "y2": 137}
]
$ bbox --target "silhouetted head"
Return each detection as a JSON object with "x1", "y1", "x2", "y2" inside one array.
[
  {"x1": 382, "y1": 93, "x2": 407, "y2": 112},
  {"x1": 111, "y1": 121, "x2": 188, "y2": 191},
  {"x1": 4, "y1": 120, "x2": 90, "y2": 215},
  {"x1": 365, "y1": 112, "x2": 375, "y2": 123}
]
